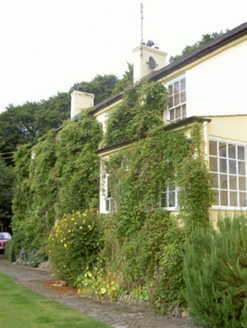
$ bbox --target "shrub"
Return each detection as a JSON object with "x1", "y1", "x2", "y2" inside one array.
[
  {"x1": 183, "y1": 213, "x2": 247, "y2": 328},
  {"x1": 4, "y1": 240, "x2": 16, "y2": 262},
  {"x1": 100, "y1": 209, "x2": 186, "y2": 312},
  {"x1": 47, "y1": 210, "x2": 102, "y2": 284},
  {"x1": 14, "y1": 246, "x2": 47, "y2": 267},
  {"x1": 76, "y1": 267, "x2": 125, "y2": 301}
]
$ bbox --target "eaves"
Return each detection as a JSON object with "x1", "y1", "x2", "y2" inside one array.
[{"x1": 95, "y1": 116, "x2": 211, "y2": 155}]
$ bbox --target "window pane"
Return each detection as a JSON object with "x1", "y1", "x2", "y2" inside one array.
[
  {"x1": 238, "y1": 162, "x2": 246, "y2": 175},
  {"x1": 229, "y1": 160, "x2": 237, "y2": 174},
  {"x1": 175, "y1": 107, "x2": 180, "y2": 119},
  {"x1": 174, "y1": 81, "x2": 179, "y2": 93},
  {"x1": 211, "y1": 173, "x2": 218, "y2": 188},
  {"x1": 169, "y1": 192, "x2": 175, "y2": 207},
  {"x1": 219, "y1": 143, "x2": 227, "y2": 157},
  {"x1": 210, "y1": 157, "x2": 218, "y2": 172},
  {"x1": 220, "y1": 191, "x2": 228, "y2": 206},
  {"x1": 168, "y1": 85, "x2": 173, "y2": 95},
  {"x1": 174, "y1": 93, "x2": 179, "y2": 106},
  {"x1": 170, "y1": 109, "x2": 174, "y2": 121},
  {"x1": 219, "y1": 158, "x2": 227, "y2": 173},
  {"x1": 168, "y1": 95, "x2": 173, "y2": 108},
  {"x1": 180, "y1": 78, "x2": 186, "y2": 90},
  {"x1": 229, "y1": 176, "x2": 237, "y2": 190},
  {"x1": 209, "y1": 141, "x2": 217, "y2": 156},
  {"x1": 182, "y1": 104, "x2": 186, "y2": 118},
  {"x1": 239, "y1": 192, "x2": 247, "y2": 207},
  {"x1": 220, "y1": 174, "x2": 228, "y2": 189},
  {"x1": 161, "y1": 191, "x2": 167, "y2": 207},
  {"x1": 239, "y1": 177, "x2": 246, "y2": 191},
  {"x1": 106, "y1": 199, "x2": 110, "y2": 212},
  {"x1": 228, "y1": 144, "x2": 236, "y2": 158},
  {"x1": 230, "y1": 192, "x2": 238, "y2": 207},
  {"x1": 181, "y1": 91, "x2": 186, "y2": 103},
  {"x1": 238, "y1": 146, "x2": 245, "y2": 160},
  {"x1": 213, "y1": 190, "x2": 219, "y2": 205}
]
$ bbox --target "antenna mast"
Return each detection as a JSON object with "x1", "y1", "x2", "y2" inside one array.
[{"x1": 141, "y1": 1, "x2": 144, "y2": 45}]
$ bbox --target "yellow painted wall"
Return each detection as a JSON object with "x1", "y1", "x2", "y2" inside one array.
[{"x1": 203, "y1": 115, "x2": 247, "y2": 143}]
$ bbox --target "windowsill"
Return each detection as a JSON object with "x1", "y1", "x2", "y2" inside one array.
[{"x1": 211, "y1": 206, "x2": 247, "y2": 211}]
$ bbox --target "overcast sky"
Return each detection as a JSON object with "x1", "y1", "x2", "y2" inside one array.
[{"x1": 0, "y1": 0, "x2": 246, "y2": 113}]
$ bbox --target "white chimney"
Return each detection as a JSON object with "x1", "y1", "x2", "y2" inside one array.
[
  {"x1": 70, "y1": 89, "x2": 95, "y2": 119},
  {"x1": 133, "y1": 44, "x2": 167, "y2": 83}
]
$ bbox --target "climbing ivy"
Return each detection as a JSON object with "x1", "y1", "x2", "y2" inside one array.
[
  {"x1": 12, "y1": 110, "x2": 102, "y2": 261},
  {"x1": 103, "y1": 80, "x2": 167, "y2": 147},
  {"x1": 53, "y1": 109, "x2": 102, "y2": 218}
]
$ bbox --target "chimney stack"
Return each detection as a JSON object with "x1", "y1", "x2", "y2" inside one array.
[
  {"x1": 133, "y1": 44, "x2": 167, "y2": 83},
  {"x1": 70, "y1": 88, "x2": 95, "y2": 119}
]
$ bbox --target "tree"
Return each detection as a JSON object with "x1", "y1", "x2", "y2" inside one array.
[
  {"x1": 111, "y1": 63, "x2": 133, "y2": 95},
  {"x1": 170, "y1": 31, "x2": 226, "y2": 63},
  {"x1": 0, "y1": 159, "x2": 14, "y2": 230},
  {"x1": 0, "y1": 74, "x2": 119, "y2": 160},
  {"x1": 70, "y1": 74, "x2": 119, "y2": 105},
  {"x1": 0, "y1": 102, "x2": 38, "y2": 163}
]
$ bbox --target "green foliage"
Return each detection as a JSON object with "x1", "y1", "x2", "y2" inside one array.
[
  {"x1": 54, "y1": 110, "x2": 102, "y2": 217},
  {"x1": 103, "y1": 80, "x2": 167, "y2": 147},
  {"x1": 76, "y1": 267, "x2": 124, "y2": 301},
  {"x1": 12, "y1": 110, "x2": 101, "y2": 259},
  {"x1": 178, "y1": 124, "x2": 214, "y2": 230},
  {"x1": 12, "y1": 144, "x2": 32, "y2": 253},
  {"x1": 184, "y1": 213, "x2": 247, "y2": 328},
  {"x1": 70, "y1": 74, "x2": 119, "y2": 105},
  {"x1": 170, "y1": 31, "x2": 226, "y2": 63},
  {"x1": 106, "y1": 127, "x2": 189, "y2": 217},
  {"x1": 100, "y1": 209, "x2": 186, "y2": 312},
  {"x1": 0, "y1": 159, "x2": 14, "y2": 229},
  {"x1": 111, "y1": 63, "x2": 133, "y2": 95},
  {"x1": 0, "y1": 74, "x2": 118, "y2": 160},
  {"x1": 0, "y1": 102, "x2": 38, "y2": 160},
  {"x1": 47, "y1": 210, "x2": 102, "y2": 284},
  {"x1": 4, "y1": 240, "x2": 15, "y2": 262}
]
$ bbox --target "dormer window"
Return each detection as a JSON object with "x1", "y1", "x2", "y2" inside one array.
[{"x1": 167, "y1": 75, "x2": 186, "y2": 122}]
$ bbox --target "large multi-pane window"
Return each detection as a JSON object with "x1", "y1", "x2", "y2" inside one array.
[
  {"x1": 209, "y1": 139, "x2": 247, "y2": 208},
  {"x1": 167, "y1": 75, "x2": 186, "y2": 122}
]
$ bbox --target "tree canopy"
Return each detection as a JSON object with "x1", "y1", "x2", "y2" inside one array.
[
  {"x1": 0, "y1": 159, "x2": 14, "y2": 230},
  {"x1": 0, "y1": 74, "x2": 120, "y2": 161},
  {"x1": 169, "y1": 31, "x2": 227, "y2": 63}
]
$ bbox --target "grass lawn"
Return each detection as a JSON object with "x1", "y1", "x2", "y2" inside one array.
[{"x1": 0, "y1": 273, "x2": 111, "y2": 328}]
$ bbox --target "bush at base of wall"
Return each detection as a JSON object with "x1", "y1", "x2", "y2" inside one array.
[{"x1": 4, "y1": 240, "x2": 16, "y2": 262}]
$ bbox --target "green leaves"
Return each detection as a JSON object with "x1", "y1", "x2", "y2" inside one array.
[
  {"x1": 184, "y1": 214, "x2": 247, "y2": 327},
  {"x1": 12, "y1": 110, "x2": 102, "y2": 258},
  {"x1": 103, "y1": 80, "x2": 167, "y2": 147}
]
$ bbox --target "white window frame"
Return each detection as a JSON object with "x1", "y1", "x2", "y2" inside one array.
[
  {"x1": 104, "y1": 173, "x2": 111, "y2": 212},
  {"x1": 160, "y1": 183, "x2": 179, "y2": 210},
  {"x1": 166, "y1": 75, "x2": 186, "y2": 122},
  {"x1": 209, "y1": 137, "x2": 247, "y2": 210}
]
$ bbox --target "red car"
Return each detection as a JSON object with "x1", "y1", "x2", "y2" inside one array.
[{"x1": 0, "y1": 232, "x2": 12, "y2": 252}]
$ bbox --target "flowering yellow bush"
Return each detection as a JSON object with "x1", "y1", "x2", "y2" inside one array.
[{"x1": 47, "y1": 210, "x2": 102, "y2": 283}]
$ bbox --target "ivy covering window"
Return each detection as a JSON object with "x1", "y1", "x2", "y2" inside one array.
[
  {"x1": 209, "y1": 139, "x2": 247, "y2": 208},
  {"x1": 167, "y1": 75, "x2": 186, "y2": 122},
  {"x1": 160, "y1": 183, "x2": 178, "y2": 209}
]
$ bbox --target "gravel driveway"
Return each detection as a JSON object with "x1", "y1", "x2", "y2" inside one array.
[{"x1": 0, "y1": 255, "x2": 202, "y2": 328}]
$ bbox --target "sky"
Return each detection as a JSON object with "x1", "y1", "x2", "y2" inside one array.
[{"x1": 0, "y1": 0, "x2": 246, "y2": 113}]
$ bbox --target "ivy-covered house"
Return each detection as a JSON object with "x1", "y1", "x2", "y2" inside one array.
[{"x1": 71, "y1": 22, "x2": 247, "y2": 223}]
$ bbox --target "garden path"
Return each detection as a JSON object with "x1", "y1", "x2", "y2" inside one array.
[{"x1": 0, "y1": 256, "x2": 204, "y2": 328}]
